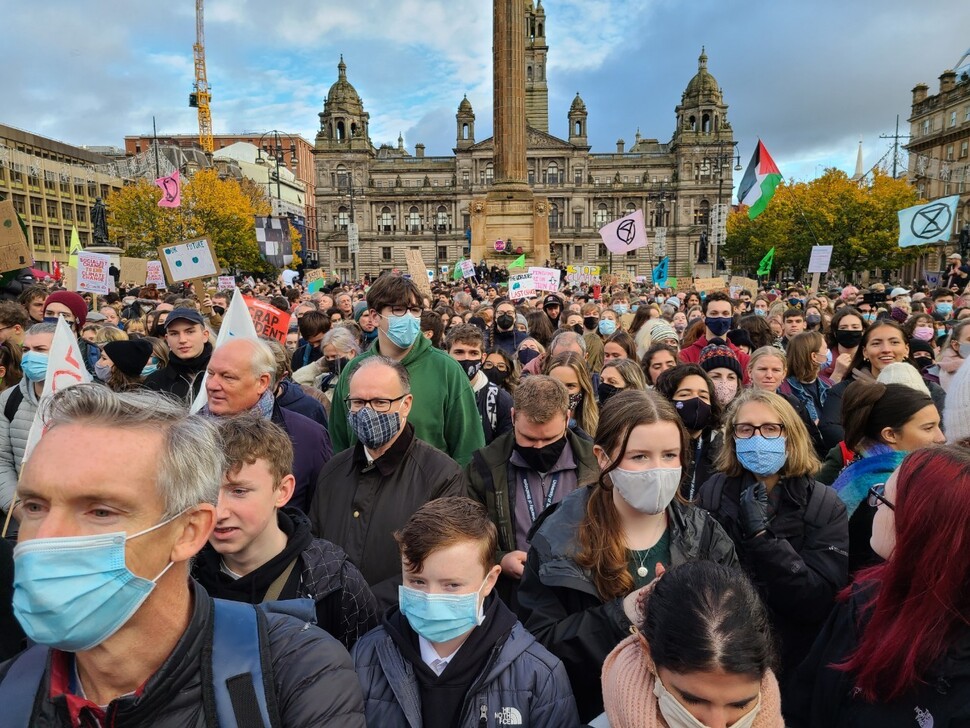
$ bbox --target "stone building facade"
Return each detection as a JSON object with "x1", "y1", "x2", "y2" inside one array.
[{"x1": 313, "y1": 3, "x2": 735, "y2": 281}]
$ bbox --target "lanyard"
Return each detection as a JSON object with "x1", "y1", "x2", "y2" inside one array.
[
  {"x1": 522, "y1": 474, "x2": 559, "y2": 523},
  {"x1": 688, "y1": 435, "x2": 704, "y2": 501}
]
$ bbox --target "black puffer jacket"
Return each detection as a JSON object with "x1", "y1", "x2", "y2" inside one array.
[
  {"x1": 0, "y1": 583, "x2": 366, "y2": 727},
  {"x1": 697, "y1": 472, "x2": 849, "y2": 674},
  {"x1": 516, "y1": 486, "x2": 739, "y2": 721}
]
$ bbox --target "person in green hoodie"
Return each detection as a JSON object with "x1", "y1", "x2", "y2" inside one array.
[{"x1": 329, "y1": 274, "x2": 485, "y2": 466}]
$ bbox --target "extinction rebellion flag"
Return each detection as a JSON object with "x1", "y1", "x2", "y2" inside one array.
[{"x1": 738, "y1": 140, "x2": 782, "y2": 220}]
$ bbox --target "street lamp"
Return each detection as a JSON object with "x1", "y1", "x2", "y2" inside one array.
[
  {"x1": 702, "y1": 142, "x2": 742, "y2": 272},
  {"x1": 255, "y1": 130, "x2": 298, "y2": 217},
  {"x1": 648, "y1": 178, "x2": 675, "y2": 270}
]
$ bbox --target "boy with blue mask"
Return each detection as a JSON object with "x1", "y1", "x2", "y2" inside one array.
[{"x1": 352, "y1": 497, "x2": 579, "y2": 728}]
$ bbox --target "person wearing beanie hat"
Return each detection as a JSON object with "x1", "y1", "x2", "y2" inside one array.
[
  {"x1": 876, "y1": 361, "x2": 930, "y2": 395},
  {"x1": 99, "y1": 339, "x2": 154, "y2": 392},
  {"x1": 906, "y1": 338, "x2": 936, "y2": 374},
  {"x1": 944, "y1": 355, "x2": 970, "y2": 446},
  {"x1": 353, "y1": 301, "x2": 378, "y2": 344},
  {"x1": 699, "y1": 341, "x2": 743, "y2": 406},
  {"x1": 43, "y1": 291, "x2": 88, "y2": 332},
  {"x1": 727, "y1": 328, "x2": 755, "y2": 355}
]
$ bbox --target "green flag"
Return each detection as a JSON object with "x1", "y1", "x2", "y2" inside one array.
[
  {"x1": 452, "y1": 258, "x2": 464, "y2": 281},
  {"x1": 68, "y1": 225, "x2": 83, "y2": 268},
  {"x1": 508, "y1": 254, "x2": 526, "y2": 270},
  {"x1": 757, "y1": 247, "x2": 775, "y2": 277}
]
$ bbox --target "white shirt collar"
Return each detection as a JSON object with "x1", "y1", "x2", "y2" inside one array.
[
  {"x1": 471, "y1": 369, "x2": 489, "y2": 393},
  {"x1": 418, "y1": 635, "x2": 463, "y2": 676}
]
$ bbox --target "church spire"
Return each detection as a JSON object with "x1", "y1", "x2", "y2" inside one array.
[{"x1": 852, "y1": 140, "x2": 864, "y2": 180}]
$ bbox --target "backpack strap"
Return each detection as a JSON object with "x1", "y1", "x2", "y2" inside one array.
[
  {"x1": 0, "y1": 645, "x2": 48, "y2": 726},
  {"x1": 697, "y1": 473, "x2": 726, "y2": 513},
  {"x1": 4, "y1": 386, "x2": 23, "y2": 423},
  {"x1": 211, "y1": 599, "x2": 278, "y2": 728},
  {"x1": 804, "y1": 480, "x2": 839, "y2": 529}
]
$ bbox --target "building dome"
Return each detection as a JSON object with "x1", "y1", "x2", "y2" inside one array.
[
  {"x1": 325, "y1": 56, "x2": 364, "y2": 111},
  {"x1": 683, "y1": 47, "x2": 721, "y2": 102},
  {"x1": 569, "y1": 92, "x2": 586, "y2": 113},
  {"x1": 458, "y1": 94, "x2": 473, "y2": 113}
]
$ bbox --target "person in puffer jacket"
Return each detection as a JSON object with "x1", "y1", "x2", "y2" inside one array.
[{"x1": 352, "y1": 497, "x2": 579, "y2": 728}]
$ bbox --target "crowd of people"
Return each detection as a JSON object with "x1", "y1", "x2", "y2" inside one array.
[{"x1": 0, "y1": 261, "x2": 968, "y2": 727}]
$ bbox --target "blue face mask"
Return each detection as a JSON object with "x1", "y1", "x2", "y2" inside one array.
[
  {"x1": 599, "y1": 319, "x2": 617, "y2": 336},
  {"x1": 21, "y1": 352, "x2": 49, "y2": 382},
  {"x1": 705, "y1": 316, "x2": 732, "y2": 337},
  {"x1": 655, "y1": 297, "x2": 666, "y2": 306},
  {"x1": 399, "y1": 578, "x2": 488, "y2": 643},
  {"x1": 735, "y1": 435, "x2": 788, "y2": 477},
  {"x1": 613, "y1": 304, "x2": 629, "y2": 315},
  {"x1": 862, "y1": 312, "x2": 877, "y2": 323},
  {"x1": 13, "y1": 513, "x2": 182, "y2": 651},
  {"x1": 384, "y1": 312, "x2": 421, "y2": 349},
  {"x1": 141, "y1": 359, "x2": 160, "y2": 377},
  {"x1": 936, "y1": 302, "x2": 953, "y2": 316},
  {"x1": 754, "y1": 308, "x2": 767, "y2": 317}
]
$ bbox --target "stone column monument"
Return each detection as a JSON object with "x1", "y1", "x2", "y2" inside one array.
[{"x1": 470, "y1": 0, "x2": 550, "y2": 267}]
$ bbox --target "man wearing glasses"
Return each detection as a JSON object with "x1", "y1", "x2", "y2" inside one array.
[
  {"x1": 328, "y1": 274, "x2": 485, "y2": 466},
  {"x1": 309, "y1": 356, "x2": 467, "y2": 609}
]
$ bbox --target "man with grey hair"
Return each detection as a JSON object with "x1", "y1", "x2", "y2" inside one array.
[
  {"x1": 0, "y1": 384, "x2": 365, "y2": 726},
  {"x1": 521, "y1": 329, "x2": 588, "y2": 376},
  {"x1": 205, "y1": 338, "x2": 332, "y2": 512},
  {"x1": 309, "y1": 356, "x2": 467, "y2": 610}
]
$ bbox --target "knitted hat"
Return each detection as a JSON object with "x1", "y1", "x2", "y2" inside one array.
[
  {"x1": 876, "y1": 361, "x2": 930, "y2": 396},
  {"x1": 698, "y1": 341, "x2": 743, "y2": 379},
  {"x1": 43, "y1": 291, "x2": 87, "y2": 328},
  {"x1": 890, "y1": 306, "x2": 908, "y2": 323},
  {"x1": 648, "y1": 321, "x2": 678, "y2": 344},
  {"x1": 352, "y1": 301, "x2": 369, "y2": 322},
  {"x1": 944, "y1": 359, "x2": 970, "y2": 445},
  {"x1": 727, "y1": 328, "x2": 755, "y2": 352},
  {"x1": 103, "y1": 339, "x2": 154, "y2": 377}
]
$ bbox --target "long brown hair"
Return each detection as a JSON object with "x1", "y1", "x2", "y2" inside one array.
[{"x1": 576, "y1": 389, "x2": 690, "y2": 601}]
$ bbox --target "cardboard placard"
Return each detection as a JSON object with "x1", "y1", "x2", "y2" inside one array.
[
  {"x1": 730, "y1": 276, "x2": 759, "y2": 295},
  {"x1": 508, "y1": 273, "x2": 536, "y2": 300},
  {"x1": 243, "y1": 296, "x2": 291, "y2": 345},
  {"x1": 77, "y1": 251, "x2": 111, "y2": 294},
  {"x1": 146, "y1": 260, "x2": 166, "y2": 289},
  {"x1": 157, "y1": 238, "x2": 219, "y2": 284},
  {"x1": 119, "y1": 256, "x2": 149, "y2": 285},
  {"x1": 808, "y1": 245, "x2": 834, "y2": 274},
  {"x1": 692, "y1": 276, "x2": 727, "y2": 293},
  {"x1": 459, "y1": 259, "x2": 476, "y2": 279},
  {"x1": 0, "y1": 199, "x2": 33, "y2": 274},
  {"x1": 403, "y1": 249, "x2": 433, "y2": 300},
  {"x1": 304, "y1": 268, "x2": 324, "y2": 284},
  {"x1": 64, "y1": 265, "x2": 77, "y2": 292},
  {"x1": 529, "y1": 266, "x2": 561, "y2": 292}
]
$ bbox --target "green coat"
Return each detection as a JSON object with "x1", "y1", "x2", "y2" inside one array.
[{"x1": 329, "y1": 333, "x2": 485, "y2": 466}]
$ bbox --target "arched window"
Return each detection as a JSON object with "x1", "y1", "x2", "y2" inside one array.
[
  {"x1": 336, "y1": 121, "x2": 346, "y2": 141},
  {"x1": 594, "y1": 203, "x2": 609, "y2": 227},
  {"x1": 380, "y1": 207, "x2": 393, "y2": 232},
  {"x1": 549, "y1": 204, "x2": 560, "y2": 231},
  {"x1": 574, "y1": 121, "x2": 583, "y2": 136},
  {"x1": 702, "y1": 113, "x2": 711, "y2": 134},
  {"x1": 407, "y1": 206, "x2": 420, "y2": 232},
  {"x1": 436, "y1": 205, "x2": 448, "y2": 230},
  {"x1": 694, "y1": 199, "x2": 710, "y2": 226},
  {"x1": 337, "y1": 206, "x2": 349, "y2": 230},
  {"x1": 527, "y1": 65, "x2": 534, "y2": 82},
  {"x1": 547, "y1": 161, "x2": 559, "y2": 184},
  {"x1": 484, "y1": 164, "x2": 494, "y2": 185},
  {"x1": 462, "y1": 123, "x2": 469, "y2": 140},
  {"x1": 537, "y1": 22, "x2": 543, "y2": 36},
  {"x1": 689, "y1": 115, "x2": 697, "y2": 132},
  {"x1": 626, "y1": 202, "x2": 637, "y2": 214},
  {"x1": 335, "y1": 165, "x2": 349, "y2": 189},
  {"x1": 350, "y1": 122, "x2": 358, "y2": 138}
]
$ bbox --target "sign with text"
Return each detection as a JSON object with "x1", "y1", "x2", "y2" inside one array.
[
  {"x1": 217, "y1": 276, "x2": 235, "y2": 290},
  {"x1": 0, "y1": 199, "x2": 32, "y2": 274},
  {"x1": 119, "y1": 256, "x2": 148, "y2": 285},
  {"x1": 243, "y1": 296, "x2": 291, "y2": 345},
  {"x1": 693, "y1": 276, "x2": 727, "y2": 293},
  {"x1": 807, "y1": 245, "x2": 834, "y2": 274},
  {"x1": 76, "y1": 251, "x2": 111, "y2": 294},
  {"x1": 459, "y1": 259, "x2": 476, "y2": 278},
  {"x1": 529, "y1": 266, "x2": 561, "y2": 292},
  {"x1": 403, "y1": 249, "x2": 433, "y2": 300},
  {"x1": 508, "y1": 273, "x2": 537, "y2": 300},
  {"x1": 730, "y1": 277, "x2": 760, "y2": 295},
  {"x1": 157, "y1": 238, "x2": 219, "y2": 283},
  {"x1": 304, "y1": 268, "x2": 324, "y2": 284},
  {"x1": 146, "y1": 260, "x2": 166, "y2": 288},
  {"x1": 565, "y1": 265, "x2": 601, "y2": 285}
]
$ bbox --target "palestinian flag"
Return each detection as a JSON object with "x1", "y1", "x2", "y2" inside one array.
[{"x1": 738, "y1": 140, "x2": 782, "y2": 220}]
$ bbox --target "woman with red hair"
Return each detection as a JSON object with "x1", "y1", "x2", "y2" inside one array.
[{"x1": 785, "y1": 445, "x2": 970, "y2": 726}]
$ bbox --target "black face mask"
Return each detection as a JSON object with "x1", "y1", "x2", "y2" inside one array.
[
  {"x1": 212, "y1": 305, "x2": 226, "y2": 316},
  {"x1": 330, "y1": 356, "x2": 349, "y2": 374},
  {"x1": 152, "y1": 325, "x2": 167, "y2": 338},
  {"x1": 496, "y1": 314, "x2": 515, "y2": 331},
  {"x1": 568, "y1": 391, "x2": 583, "y2": 412},
  {"x1": 515, "y1": 435, "x2": 567, "y2": 473},
  {"x1": 571, "y1": 324, "x2": 583, "y2": 335},
  {"x1": 454, "y1": 358, "x2": 482, "y2": 380},
  {"x1": 484, "y1": 367, "x2": 510, "y2": 385},
  {"x1": 834, "y1": 330, "x2": 863, "y2": 349},
  {"x1": 583, "y1": 316, "x2": 599, "y2": 331},
  {"x1": 597, "y1": 382, "x2": 622, "y2": 404},
  {"x1": 674, "y1": 397, "x2": 713, "y2": 431},
  {"x1": 913, "y1": 355, "x2": 933, "y2": 371},
  {"x1": 518, "y1": 348, "x2": 541, "y2": 366}
]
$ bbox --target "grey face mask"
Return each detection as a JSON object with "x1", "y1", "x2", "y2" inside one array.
[
  {"x1": 960, "y1": 342, "x2": 970, "y2": 359},
  {"x1": 609, "y1": 466, "x2": 682, "y2": 515}
]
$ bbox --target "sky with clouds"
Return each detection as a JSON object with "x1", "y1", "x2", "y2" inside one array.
[{"x1": 3, "y1": 0, "x2": 969, "y2": 195}]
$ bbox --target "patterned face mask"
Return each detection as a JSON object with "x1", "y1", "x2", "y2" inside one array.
[{"x1": 348, "y1": 407, "x2": 402, "y2": 450}]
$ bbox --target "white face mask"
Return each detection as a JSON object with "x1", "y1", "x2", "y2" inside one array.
[
  {"x1": 609, "y1": 466, "x2": 681, "y2": 515},
  {"x1": 654, "y1": 675, "x2": 762, "y2": 728}
]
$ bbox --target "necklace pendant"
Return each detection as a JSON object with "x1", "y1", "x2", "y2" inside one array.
[{"x1": 637, "y1": 566, "x2": 648, "y2": 578}]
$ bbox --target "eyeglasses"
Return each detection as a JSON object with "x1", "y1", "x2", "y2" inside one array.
[
  {"x1": 383, "y1": 305, "x2": 422, "y2": 317},
  {"x1": 867, "y1": 484, "x2": 895, "y2": 511},
  {"x1": 344, "y1": 394, "x2": 407, "y2": 413},
  {"x1": 482, "y1": 362, "x2": 508, "y2": 372},
  {"x1": 733, "y1": 423, "x2": 785, "y2": 439}
]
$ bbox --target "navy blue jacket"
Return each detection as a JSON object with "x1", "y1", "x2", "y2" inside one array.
[
  {"x1": 272, "y1": 404, "x2": 332, "y2": 513},
  {"x1": 277, "y1": 378, "x2": 329, "y2": 428}
]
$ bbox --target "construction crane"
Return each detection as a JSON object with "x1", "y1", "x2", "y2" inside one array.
[{"x1": 188, "y1": 0, "x2": 214, "y2": 154}]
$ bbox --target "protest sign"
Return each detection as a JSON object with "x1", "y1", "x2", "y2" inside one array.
[
  {"x1": 529, "y1": 266, "x2": 561, "y2": 292},
  {"x1": 157, "y1": 238, "x2": 219, "y2": 284},
  {"x1": 243, "y1": 296, "x2": 291, "y2": 345},
  {"x1": 807, "y1": 245, "x2": 834, "y2": 274},
  {"x1": 508, "y1": 273, "x2": 536, "y2": 300},
  {"x1": 64, "y1": 265, "x2": 77, "y2": 292},
  {"x1": 0, "y1": 199, "x2": 32, "y2": 274},
  {"x1": 404, "y1": 249, "x2": 433, "y2": 300},
  {"x1": 77, "y1": 251, "x2": 111, "y2": 294},
  {"x1": 304, "y1": 268, "x2": 324, "y2": 284},
  {"x1": 460, "y1": 259, "x2": 476, "y2": 278},
  {"x1": 146, "y1": 260, "x2": 166, "y2": 288},
  {"x1": 155, "y1": 171, "x2": 181, "y2": 208},
  {"x1": 692, "y1": 276, "x2": 727, "y2": 293},
  {"x1": 565, "y1": 265, "x2": 601, "y2": 285},
  {"x1": 730, "y1": 276, "x2": 759, "y2": 294},
  {"x1": 217, "y1": 275, "x2": 235, "y2": 290},
  {"x1": 119, "y1": 256, "x2": 149, "y2": 285}
]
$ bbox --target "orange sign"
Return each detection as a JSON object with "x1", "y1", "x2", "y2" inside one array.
[{"x1": 243, "y1": 296, "x2": 291, "y2": 345}]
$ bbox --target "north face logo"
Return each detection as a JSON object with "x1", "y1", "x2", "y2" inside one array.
[{"x1": 495, "y1": 706, "x2": 523, "y2": 725}]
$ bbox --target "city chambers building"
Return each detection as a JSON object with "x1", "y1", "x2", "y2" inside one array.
[{"x1": 313, "y1": 1, "x2": 736, "y2": 281}]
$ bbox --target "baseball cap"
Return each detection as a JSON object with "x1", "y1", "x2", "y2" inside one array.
[
  {"x1": 542, "y1": 295, "x2": 561, "y2": 309},
  {"x1": 889, "y1": 287, "x2": 910, "y2": 298},
  {"x1": 164, "y1": 307, "x2": 205, "y2": 328},
  {"x1": 948, "y1": 253, "x2": 963, "y2": 261}
]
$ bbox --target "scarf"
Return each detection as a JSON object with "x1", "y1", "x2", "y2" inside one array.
[
  {"x1": 831, "y1": 442, "x2": 906, "y2": 518},
  {"x1": 199, "y1": 387, "x2": 274, "y2": 419},
  {"x1": 783, "y1": 376, "x2": 830, "y2": 423},
  {"x1": 601, "y1": 634, "x2": 784, "y2": 728}
]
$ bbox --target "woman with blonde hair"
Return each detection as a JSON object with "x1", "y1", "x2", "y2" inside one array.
[
  {"x1": 518, "y1": 390, "x2": 738, "y2": 721},
  {"x1": 598, "y1": 358, "x2": 648, "y2": 406},
  {"x1": 697, "y1": 389, "x2": 848, "y2": 673},
  {"x1": 544, "y1": 351, "x2": 599, "y2": 436}
]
